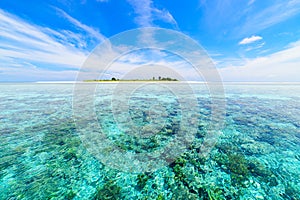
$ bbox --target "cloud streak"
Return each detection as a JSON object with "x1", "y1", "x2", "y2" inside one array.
[
  {"x1": 248, "y1": 0, "x2": 255, "y2": 5},
  {"x1": 127, "y1": 0, "x2": 178, "y2": 28},
  {"x1": 240, "y1": 0, "x2": 300, "y2": 35},
  {"x1": 0, "y1": 9, "x2": 87, "y2": 66},
  {"x1": 54, "y1": 7, "x2": 106, "y2": 42},
  {"x1": 239, "y1": 35, "x2": 262, "y2": 45},
  {"x1": 0, "y1": 8, "x2": 106, "y2": 81},
  {"x1": 220, "y1": 39, "x2": 300, "y2": 81}
]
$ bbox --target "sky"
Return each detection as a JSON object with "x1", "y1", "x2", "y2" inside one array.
[{"x1": 0, "y1": 0, "x2": 300, "y2": 82}]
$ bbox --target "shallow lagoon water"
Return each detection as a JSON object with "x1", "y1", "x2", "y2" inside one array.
[{"x1": 0, "y1": 83, "x2": 299, "y2": 199}]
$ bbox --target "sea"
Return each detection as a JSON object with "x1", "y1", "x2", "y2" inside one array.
[{"x1": 0, "y1": 82, "x2": 299, "y2": 199}]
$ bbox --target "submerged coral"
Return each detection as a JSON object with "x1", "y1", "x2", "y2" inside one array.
[
  {"x1": 1, "y1": 84, "x2": 300, "y2": 199},
  {"x1": 93, "y1": 181, "x2": 122, "y2": 200}
]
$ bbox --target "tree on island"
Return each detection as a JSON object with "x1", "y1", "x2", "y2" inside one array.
[
  {"x1": 111, "y1": 77, "x2": 117, "y2": 81},
  {"x1": 161, "y1": 77, "x2": 178, "y2": 81}
]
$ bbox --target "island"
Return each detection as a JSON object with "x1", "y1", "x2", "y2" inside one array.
[{"x1": 84, "y1": 76, "x2": 178, "y2": 82}]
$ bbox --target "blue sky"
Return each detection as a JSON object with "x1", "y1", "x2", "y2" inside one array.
[{"x1": 0, "y1": 0, "x2": 300, "y2": 82}]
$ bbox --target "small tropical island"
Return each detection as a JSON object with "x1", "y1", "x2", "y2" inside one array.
[{"x1": 84, "y1": 76, "x2": 178, "y2": 82}]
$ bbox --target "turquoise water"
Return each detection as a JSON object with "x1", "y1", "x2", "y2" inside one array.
[{"x1": 0, "y1": 83, "x2": 299, "y2": 199}]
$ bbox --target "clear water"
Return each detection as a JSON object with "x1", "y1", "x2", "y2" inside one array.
[{"x1": 0, "y1": 83, "x2": 299, "y2": 199}]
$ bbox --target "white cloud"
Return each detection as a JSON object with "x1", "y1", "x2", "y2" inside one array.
[
  {"x1": 239, "y1": 35, "x2": 262, "y2": 45},
  {"x1": 128, "y1": 0, "x2": 152, "y2": 27},
  {"x1": 127, "y1": 0, "x2": 178, "y2": 28},
  {"x1": 152, "y1": 8, "x2": 178, "y2": 27},
  {"x1": 0, "y1": 9, "x2": 87, "y2": 66},
  {"x1": 76, "y1": 46, "x2": 209, "y2": 81},
  {"x1": 107, "y1": 58, "x2": 200, "y2": 81},
  {"x1": 0, "y1": 66, "x2": 79, "y2": 82},
  {"x1": 54, "y1": 7, "x2": 106, "y2": 42},
  {"x1": 240, "y1": 0, "x2": 300, "y2": 35},
  {"x1": 124, "y1": 0, "x2": 179, "y2": 47},
  {"x1": 0, "y1": 8, "x2": 107, "y2": 81},
  {"x1": 248, "y1": 0, "x2": 256, "y2": 5},
  {"x1": 219, "y1": 40, "x2": 300, "y2": 82},
  {"x1": 245, "y1": 42, "x2": 265, "y2": 51}
]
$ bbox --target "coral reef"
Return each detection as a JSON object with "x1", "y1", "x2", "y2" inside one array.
[{"x1": 1, "y1": 84, "x2": 300, "y2": 199}]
